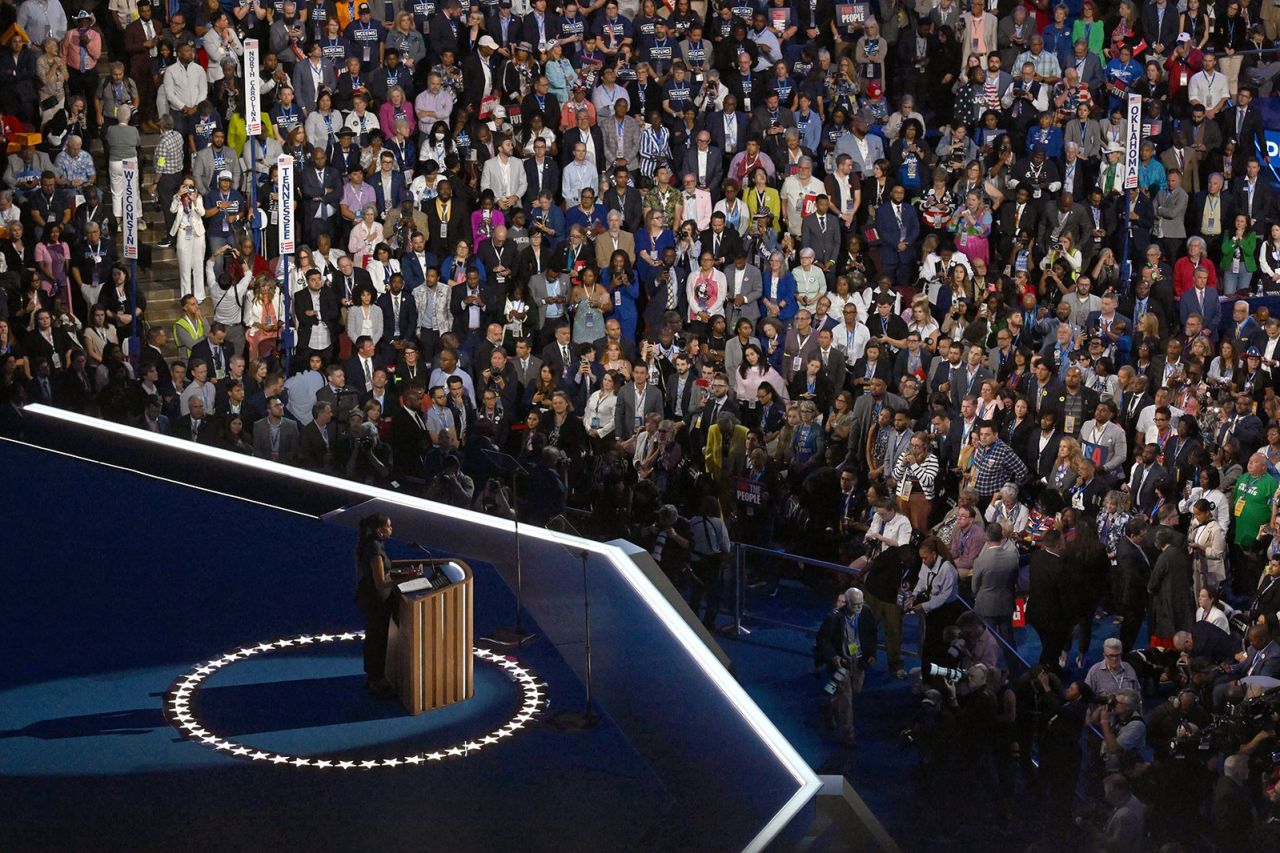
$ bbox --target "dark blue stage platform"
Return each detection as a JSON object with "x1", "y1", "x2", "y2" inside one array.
[{"x1": 1, "y1": 407, "x2": 820, "y2": 853}]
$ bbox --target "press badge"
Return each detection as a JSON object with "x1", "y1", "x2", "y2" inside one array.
[{"x1": 1235, "y1": 496, "x2": 1247, "y2": 517}]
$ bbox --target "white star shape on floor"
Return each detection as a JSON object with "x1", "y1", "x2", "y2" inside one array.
[{"x1": 167, "y1": 630, "x2": 546, "y2": 769}]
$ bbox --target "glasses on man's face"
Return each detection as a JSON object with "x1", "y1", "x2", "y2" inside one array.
[{"x1": 1104, "y1": 652, "x2": 1121, "y2": 659}]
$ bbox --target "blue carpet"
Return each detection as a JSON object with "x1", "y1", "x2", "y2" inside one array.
[
  {"x1": 0, "y1": 442, "x2": 672, "y2": 853},
  {"x1": 724, "y1": 577, "x2": 1136, "y2": 852}
]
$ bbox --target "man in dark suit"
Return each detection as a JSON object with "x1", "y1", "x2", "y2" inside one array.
[
  {"x1": 377, "y1": 275, "x2": 418, "y2": 366},
  {"x1": 699, "y1": 213, "x2": 742, "y2": 269},
  {"x1": 173, "y1": 395, "x2": 215, "y2": 444},
  {"x1": 892, "y1": 333, "x2": 933, "y2": 386},
  {"x1": 293, "y1": 269, "x2": 341, "y2": 365},
  {"x1": 1140, "y1": 0, "x2": 1180, "y2": 55},
  {"x1": 388, "y1": 385, "x2": 431, "y2": 480},
  {"x1": 329, "y1": 254, "x2": 375, "y2": 307},
  {"x1": 449, "y1": 269, "x2": 498, "y2": 343},
  {"x1": 188, "y1": 323, "x2": 236, "y2": 380},
  {"x1": 343, "y1": 337, "x2": 388, "y2": 397},
  {"x1": 1025, "y1": 410, "x2": 1064, "y2": 482},
  {"x1": 424, "y1": 181, "x2": 468, "y2": 261},
  {"x1": 520, "y1": 75, "x2": 561, "y2": 134},
  {"x1": 998, "y1": 186, "x2": 1042, "y2": 258},
  {"x1": 541, "y1": 323, "x2": 576, "y2": 383},
  {"x1": 313, "y1": 363, "x2": 358, "y2": 430},
  {"x1": 724, "y1": 52, "x2": 764, "y2": 115},
  {"x1": 298, "y1": 401, "x2": 338, "y2": 472},
  {"x1": 873, "y1": 184, "x2": 920, "y2": 286},
  {"x1": 298, "y1": 148, "x2": 343, "y2": 246},
  {"x1": 1026, "y1": 529, "x2": 1076, "y2": 673},
  {"x1": 704, "y1": 94, "x2": 750, "y2": 162},
  {"x1": 523, "y1": 139, "x2": 562, "y2": 208},
  {"x1": 476, "y1": 227, "x2": 521, "y2": 294},
  {"x1": 519, "y1": 0, "x2": 561, "y2": 55},
  {"x1": 1188, "y1": 172, "x2": 1235, "y2": 243},
  {"x1": 560, "y1": 114, "x2": 607, "y2": 168},
  {"x1": 1220, "y1": 87, "x2": 1268, "y2": 175},
  {"x1": 1113, "y1": 519, "x2": 1152, "y2": 652},
  {"x1": 1126, "y1": 442, "x2": 1169, "y2": 516},
  {"x1": 1233, "y1": 157, "x2": 1275, "y2": 234},
  {"x1": 1212, "y1": 755, "x2": 1258, "y2": 852},
  {"x1": 428, "y1": 0, "x2": 465, "y2": 64},
  {"x1": 601, "y1": 166, "x2": 645, "y2": 233},
  {"x1": 680, "y1": 131, "x2": 724, "y2": 195}
]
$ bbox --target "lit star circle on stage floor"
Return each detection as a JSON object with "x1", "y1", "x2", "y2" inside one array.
[{"x1": 162, "y1": 633, "x2": 547, "y2": 769}]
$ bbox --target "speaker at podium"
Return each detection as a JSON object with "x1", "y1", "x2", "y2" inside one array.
[{"x1": 386, "y1": 560, "x2": 475, "y2": 715}]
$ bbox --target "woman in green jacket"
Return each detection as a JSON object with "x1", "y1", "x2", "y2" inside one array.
[{"x1": 1220, "y1": 213, "x2": 1258, "y2": 295}]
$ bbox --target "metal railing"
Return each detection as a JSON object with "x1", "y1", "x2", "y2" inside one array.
[{"x1": 729, "y1": 542, "x2": 1033, "y2": 677}]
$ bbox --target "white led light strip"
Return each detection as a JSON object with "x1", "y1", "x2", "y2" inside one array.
[
  {"x1": 16, "y1": 408, "x2": 823, "y2": 851},
  {"x1": 162, "y1": 634, "x2": 546, "y2": 768}
]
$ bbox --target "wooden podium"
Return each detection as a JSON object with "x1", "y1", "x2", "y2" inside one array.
[{"x1": 386, "y1": 560, "x2": 474, "y2": 715}]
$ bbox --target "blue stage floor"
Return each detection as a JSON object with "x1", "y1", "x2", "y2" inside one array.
[{"x1": 0, "y1": 442, "x2": 674, "y2": 852}]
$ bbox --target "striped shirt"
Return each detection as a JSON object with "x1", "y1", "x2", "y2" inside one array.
[{"x1": 892, "y1": 451, "x2": 940, "y2": 501}]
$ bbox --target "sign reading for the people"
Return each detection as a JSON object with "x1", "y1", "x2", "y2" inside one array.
[
  {"x1": 122, "y1": 158, "x2": 139, "y2": 260},
  {"x1": 245, "y1": 39, "x2": 261, "y2": 136},
  {"x1": 277, "y1": 155, "x2": 295, "y2": 256},
  {"x1": 1123, "y1": 94, "x2": 1142, "y2": 190}
]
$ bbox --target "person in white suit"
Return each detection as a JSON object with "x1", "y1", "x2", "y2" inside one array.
[{"x1": 170, "y1": 176, "x2": 208, "y2": 301}]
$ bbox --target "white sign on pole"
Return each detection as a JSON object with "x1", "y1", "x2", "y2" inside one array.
[
  {"x1": 245, "y1": 39, "x2": 261, "y2": 136},
  {"x1": 123, "y1": 158, "x2": 139, "y2": 259},
  {"x1": 277, "y1": 155, "x2": 295, "y2": 256},
  {"x1": 1123, "y1": 94, "x2": 1142, "y2": 190}
]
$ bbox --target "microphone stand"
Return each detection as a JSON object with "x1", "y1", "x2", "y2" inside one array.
[
  {"x1": 479, "y1": 446, "x2": 538, "y2": 647},
  {"x1": 543, "y1": 514, "x2": 599, "y2": 731}
]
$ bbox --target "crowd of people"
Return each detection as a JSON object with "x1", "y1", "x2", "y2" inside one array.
[{"x1": 4, "y1": 0, "x2": 1280, "y2": 847}]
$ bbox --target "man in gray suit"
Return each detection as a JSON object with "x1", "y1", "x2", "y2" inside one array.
[
  {"x1": 722, "y1": 253, "x2": 762, "y2": 329},
  {"x1": 835, "y1": 114, "x2": 886, "y2": 178},
  {"x1": 291, "y1": 42, "x2": 339, "y2": 113},
  {"x1": 970, "y1": 522, "x2": 1021, "y2": 645},
  {"x1": 949, "y1": 343, "x2": 995, "y2": 412},
  {"x1": 252, "y1": 396, "x2": 301, "y2": 465},
  {"x1": 600, "y1": 100, "x2": 642, "y2": 173},
  {"x1": 614, "y1": 362, "x2": 665, "y2": 441},
  {"x1": 1154, "y1": 168, "x2": 1189, "y2": 263},
  {"x1": 510, "y1": 338, "x2": 542, "y2": 392}
]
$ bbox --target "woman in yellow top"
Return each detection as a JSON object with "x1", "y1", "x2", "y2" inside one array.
[{"x1": 744, "y1": 166, "x2": 781, "y2": 234}]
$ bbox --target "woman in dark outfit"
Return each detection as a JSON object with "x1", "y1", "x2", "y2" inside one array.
[{"x1": 355, "y1": 512, "x2": 401, "y2": 699}]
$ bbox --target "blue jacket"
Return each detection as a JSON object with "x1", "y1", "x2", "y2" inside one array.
[{"x1": 759, "y1": 270, "x2": 798, "y2": 322}]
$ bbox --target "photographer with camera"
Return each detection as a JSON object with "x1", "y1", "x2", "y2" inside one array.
[
  {"x1": 1092, "y1": 688, "x2": 1149, "y2": 775},
  {"x1": 339, "y1": 409, "x2": 393, "y2": 487},
  {"x1": 816, "y1": 588, "x2": 875, "y2": 748},
  {"x1": 909, "y1": 536, "x2": 963, "y2": 675}
]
